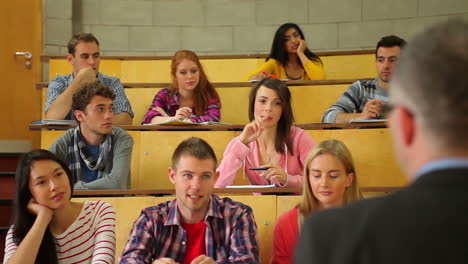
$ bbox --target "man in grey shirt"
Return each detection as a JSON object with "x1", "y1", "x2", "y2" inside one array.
[
  {"x1": 322, "y1": 35, "x2": 406, "y2": 123},
  {"x1": 49, "y1": 82, "x2": 133, "y2": 189}
]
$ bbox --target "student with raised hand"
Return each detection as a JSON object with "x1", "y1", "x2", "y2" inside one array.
[
  {"x1": 120, "y1": 137, "x2": 259, "y2": 264},
  {"x1": 215, "y1": 78, "x2": 315, "y2": 188},
  {"x1": 3, "y1": 149, "x2": 116, "y2": 264},
  {"x1": 141, "y1": 50, "x2": 221, "y2": 124},
  {"x1": 245, "y1": 23, "x2": 325, "y2": 81},
  {"x1": 271, "y1": 140, "x2": 361, "y2": 264}
]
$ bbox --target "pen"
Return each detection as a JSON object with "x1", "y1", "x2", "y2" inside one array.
[{"x1": 249, "y1": 167, "x2": 269, "y2": 171}]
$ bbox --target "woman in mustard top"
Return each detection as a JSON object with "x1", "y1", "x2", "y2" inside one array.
[{"x1": 246, "y1": 23, "x2": 325, "y2": 81}]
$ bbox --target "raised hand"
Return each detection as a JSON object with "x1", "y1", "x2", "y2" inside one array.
[{"x1": 239, "y1": 118, "x2": 264, "y2": 145}]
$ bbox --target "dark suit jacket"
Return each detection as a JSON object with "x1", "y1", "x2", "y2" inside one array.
[{"x1": 295, "y1": 168, "x2": 468, "y2": 264}]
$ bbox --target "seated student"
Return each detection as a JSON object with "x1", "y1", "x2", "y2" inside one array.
[
  {"x1": 321, "y1": 35, "x2": 406, "y2": 123},
  {"x1": 45, "y1": 33, "x2": 134, "y2": 125},
  {"x1": 215, "y1": 78, "x2": 315, "y2": 188},
  {"x1": 271, "y1": 139, "x2": 361, "y2": 264},
  {"x1": 120, "y1": 137, "x2": 259, "y2": 264},
  {"x1": 245, "y1": 23, "x2": 325, "y2": 81},
  {"x1": 141, "y1": 50, "x2": 221, "y2": 124},
  {"x1": 3, "y1": 149, "x2": 116, "y2": 264},
  {"x1": 49, "y1": 82, "x2": 133, "y2": 189}
]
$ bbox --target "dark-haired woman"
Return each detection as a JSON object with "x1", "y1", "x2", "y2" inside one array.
[
  {"x1": 245, "y1": 23, "x2": 325, "y2": 81},
  {"x1": 215, "y1": 78, "x2": 315, "y2": 188},
  {"x1": 3, "y1": 149, "x2": 115, "y2": 264}
]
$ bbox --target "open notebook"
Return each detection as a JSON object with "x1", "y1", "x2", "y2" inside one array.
[
  {"x1": 226, "y1": 184, "x2": 276, "y2": 188},
  {"x1": 349, "y1": 118, "x2": 387, "y2": 123},
  {"x1": 31, "y1": 119, "x2": 77, "y2": 125},
  {"x1": 143, "y1": 117, "x2": 227, "y2": 126}
]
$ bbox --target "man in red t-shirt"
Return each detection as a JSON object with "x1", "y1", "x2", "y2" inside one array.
[{"x1": 120, "y1": 137, "x2": 259, "y2": 264}]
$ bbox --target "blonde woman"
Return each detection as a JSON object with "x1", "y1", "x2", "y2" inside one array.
[{"x1": 271, "y1": 140, "x2": 362, "y2": 264}]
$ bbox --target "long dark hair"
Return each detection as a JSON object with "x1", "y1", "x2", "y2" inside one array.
[
  {"x1": 13, "y1": 149, "x2": 74, "y2": 264},
  {"x1": 267, "y1": 23, "x2": 322, "y2": 67},
  {"x1": 249, "y1": 78, "x2": 294, "y2": 155},
  {"x1": 169, "y1": 50, "x2": 221, "y2": 116}
]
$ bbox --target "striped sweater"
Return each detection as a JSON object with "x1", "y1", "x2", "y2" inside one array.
[
  {"x1": 321, "y1": 78, "x2": 389, "y2": 123},
  {"x1": 4, "y1": 200, "x2": 116, "y2": 264}
]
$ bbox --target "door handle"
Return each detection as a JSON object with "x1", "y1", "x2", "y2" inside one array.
[
  {"x1": 15, "y1": 51, "x2": 32, "y2": 68},
  {"x1": 15, "y1": 51, "x2": 33, "y2": 59}
]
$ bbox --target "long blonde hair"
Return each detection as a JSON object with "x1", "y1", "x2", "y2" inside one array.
[{"x1": 298, "y1": 139, "x2": 362, "y2": 215}]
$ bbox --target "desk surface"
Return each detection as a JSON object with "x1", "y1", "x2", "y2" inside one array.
[
  {"x1": 31, "y1": 122, "x2": 387, "y2": 131},
  {"x1": 73, "y1": 186, "x2": 402, "y2": 197},
  {"x1": 36, "y1": 79, "x2": 360, "y2": 89}
]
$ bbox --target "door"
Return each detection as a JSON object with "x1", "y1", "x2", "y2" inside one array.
[{"x1": 0, "y1": 1, "x2": 42, "y2": 147}]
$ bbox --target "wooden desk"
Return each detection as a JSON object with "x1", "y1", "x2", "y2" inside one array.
[
  {"x1": 73, "y1": 186, "x2": 401, "y2": 197},
  {"x1": 30, "y1": 122, "x2": 387, "y2": 131}
]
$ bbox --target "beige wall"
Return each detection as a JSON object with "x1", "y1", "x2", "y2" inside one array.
[{"x1": 43, "y1": 0, "x2": 468, "y2": 57}]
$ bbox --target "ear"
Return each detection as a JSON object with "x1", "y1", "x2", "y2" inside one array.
[
  {"x1": 74, "y1": 110, "x2": 85, "y2": 122},
  {"x1": 395, "y1": 106, "x2": 416, "y2": 146},
  {"x1": 168, "y1": 167, "x2": 176, "y2": 184},
  {"x1": 345, "y1": 172, "x2": 354, "y2": 188},
  {"x1": 214, "y1": 170, "x2": 220, "y2": 182},
  {"x1": 66, "y1": 53, "x2": 74, "y2": 64}
]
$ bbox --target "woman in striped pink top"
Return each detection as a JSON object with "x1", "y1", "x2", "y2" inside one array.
[
  {"x1": 141, "y1": 50, "x2": 221, "y2": 124},
  {"x1": 3, "y1": 149, "x2": 116, "y2": 264}
]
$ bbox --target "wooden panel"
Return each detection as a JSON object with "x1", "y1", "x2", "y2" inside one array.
[
  {"x1": 49, "y1": 59, "x2": 122, "y2": 80},
  {"x1": 121, "y1": 61, "x2": 171, "y2": 83},
  {"x1": 41, "y1": 130, "x2": 66, "y2": 149},
  {"x1": 276, "y1": 196, "x2": 302, "y2": 218},
  {"x1": 125, "y1": 88, "x2": 162, "y2": 125},
  {"x1": 291, "y1": 84, "x2": 348, "y2": 123},
  {"x1": 308, "y1": 128, "x2": 407, "y2": 187},
  {"x1": 72, "y1": 196, "x2": 156, "y2": 261},
  {"x1": 138, "y1": 131, "x2": 236, "y2": 189},
  {"x1": 127, "y1": 131, "x2": 140, "y2": 189},
  {"x1": 321, "y1": 54, "x2": 376, "y2": 79},
  {"x1": 120, "y1": 59, "x2": 261, "y2": 83},
  {"x1": 228, "y1": 195, "x2": 276, "y2": 264},
  {"x1": 201, "y1": 58, "x2": 261, "y2": 83}
]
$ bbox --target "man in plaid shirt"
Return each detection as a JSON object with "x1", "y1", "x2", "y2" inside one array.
[{"x1": 120, "y1": 137, "x2": 259, "y2": 264}]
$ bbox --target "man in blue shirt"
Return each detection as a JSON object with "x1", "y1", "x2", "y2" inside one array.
[
  {"x1": 45, "y1": 33, "x2": 133, "y2": 125},
  {"x1": 297, "y1": 19, "x2": 468, "y2": 263}
]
